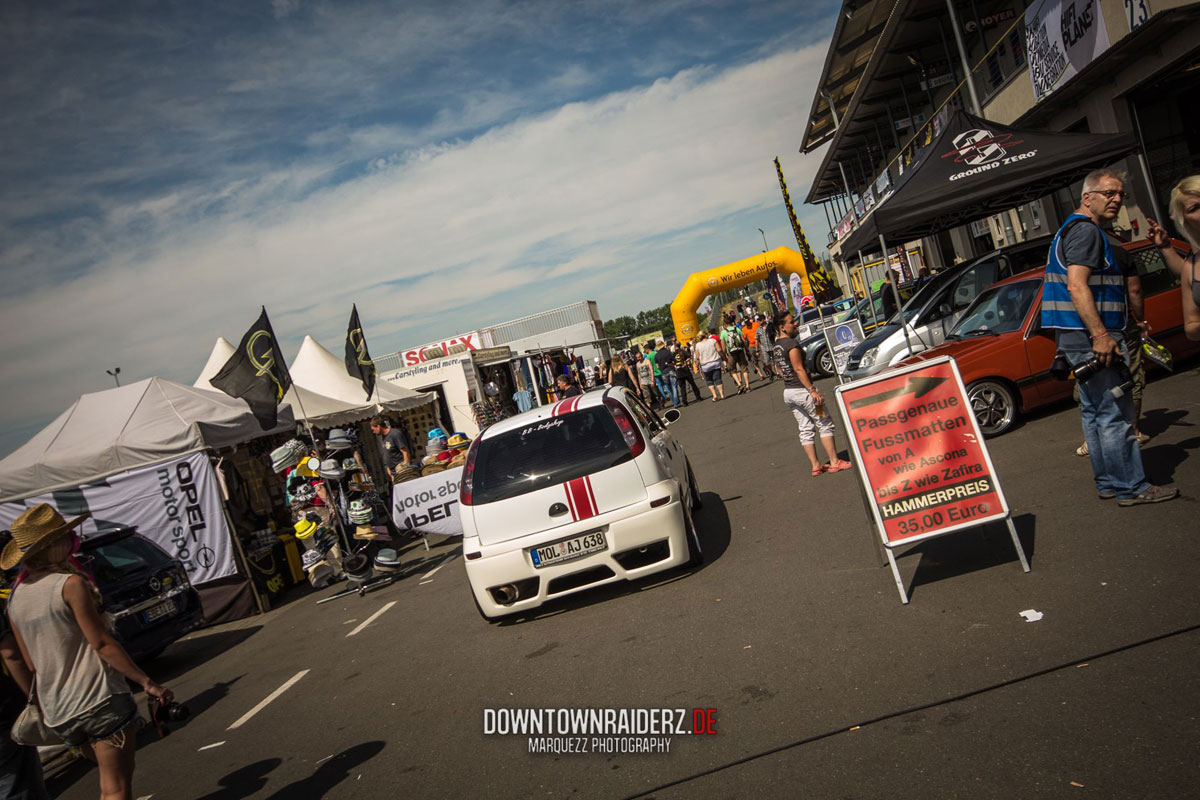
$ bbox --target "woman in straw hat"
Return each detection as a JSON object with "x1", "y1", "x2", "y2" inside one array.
[{"x1": 5, "y1": 504, "x2": 172, "y2": 800}]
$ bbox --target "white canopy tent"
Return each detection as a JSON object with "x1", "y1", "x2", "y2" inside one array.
[
  {"x1": 0, "y1": 377, "x2": 296, "y2": 503},
  {"x1": 195, "y1": 337, "x2": 377, "y2": 430},
  {"x1": 289, "y1": 335, "x2": 433, "y2": 413}
]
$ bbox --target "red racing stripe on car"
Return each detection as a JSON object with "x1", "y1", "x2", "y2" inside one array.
[
  {"x1": 566, "y1": 477, "x2": 595, "y2": 520},
  {"x1": 554, "y1": 395, "x2": 580, "y2": 416},
  {"x1": 582, "y1": 474, "x2": 599, "y2": 517},
  {"x1": 562, "y1": 481, "x2": 578, "y2": 521}
]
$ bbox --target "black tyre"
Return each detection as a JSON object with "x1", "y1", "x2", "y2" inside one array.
[
  {"x1": 682, "y1": 497, "x2": 703, "y2": 567},
  {"x1": 967, "y1": 379, "x2": 1017, "y2": 437},
  {"x1": 816, "y1": 347, "x2": 835, "y2": 377},
  {"x1": 686, "y1": 460, "x2": 703, "y2": 510}
]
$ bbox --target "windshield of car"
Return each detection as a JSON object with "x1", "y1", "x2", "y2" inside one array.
[
  {"x1": 471, "y1": 407, "x2": 633, "y2": 505},
  {"x1": 949, "y1": 279, "x2": 1041, "y2": 338},
  {"x1": 81, "y1": 534, "x2": 172, "y2": 583}
]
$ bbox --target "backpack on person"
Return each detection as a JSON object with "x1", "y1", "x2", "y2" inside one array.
[{"x1": 724, "y1": 325, "x2": 746, "y2": 351}]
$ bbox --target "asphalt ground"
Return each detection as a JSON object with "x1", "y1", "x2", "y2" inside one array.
[{"x1": 46, "y1": 362, "x2": 1200, "y2": 800}]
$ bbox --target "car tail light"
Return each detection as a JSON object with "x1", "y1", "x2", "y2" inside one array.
[
  {"x1": 603, "y1": 398, "x2": 645, "y2": 457},
  {"x1": 459, "y1": 438, "x2": 482, "y2": 506}
]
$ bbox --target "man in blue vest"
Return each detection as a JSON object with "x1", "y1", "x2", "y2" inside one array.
[{"x1": 1041, "y1": 169, "x2": 1177, "y2": 506}]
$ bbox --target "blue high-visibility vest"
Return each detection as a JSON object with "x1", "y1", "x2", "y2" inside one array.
[{"x1": 1041, "y1": 213, "x2": 1127, "y2": 331}]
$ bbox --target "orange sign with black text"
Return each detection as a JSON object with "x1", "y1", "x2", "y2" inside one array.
[{"x1": 835, "y1": 357, "x2": 1009, "y2": 547}]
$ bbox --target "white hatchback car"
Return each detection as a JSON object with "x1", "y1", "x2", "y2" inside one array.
[{"x1": 460, "y1": 386, "x2": 703, "y2": 620}]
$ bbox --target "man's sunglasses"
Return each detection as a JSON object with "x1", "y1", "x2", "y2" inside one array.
[{"x1": 1087, "y1": 189, "x2": 1127, "y2": 199}]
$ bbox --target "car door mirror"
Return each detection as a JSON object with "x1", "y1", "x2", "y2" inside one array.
[{"x1": 662, "y1": 408, "x2": 682, "y2": 425}]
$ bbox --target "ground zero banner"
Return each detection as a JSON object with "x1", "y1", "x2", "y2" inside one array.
[{"x1": 835, "y1": 357, "x2": 1009, "y2": 547}]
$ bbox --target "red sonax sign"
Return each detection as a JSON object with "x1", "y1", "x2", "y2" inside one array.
[{"x1": 835, "y1": 356, "x2": 1009, "y2": 547}]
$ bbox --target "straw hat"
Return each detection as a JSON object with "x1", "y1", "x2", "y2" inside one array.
[{"x1": 1, "y1": 504, "x2": 89, "y2": 570}]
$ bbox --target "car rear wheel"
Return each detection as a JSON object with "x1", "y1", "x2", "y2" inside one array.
[
  {"x1": 682, "y1": 494, "x2": 703, "y2": 567},
  {"x1": 816, "y1": 347, "x2": 835, "y2": 377},
  {"x1": 686, "y1": 460, "x2": 703, "y2": 510},
  {"x1": 967, "y1": 379, "x2": 1017, "y2": 437}
]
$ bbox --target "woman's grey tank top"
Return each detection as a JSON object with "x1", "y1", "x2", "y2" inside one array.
[{"x1": 7, "y1": 573, "x2": 129, "y2": 727}]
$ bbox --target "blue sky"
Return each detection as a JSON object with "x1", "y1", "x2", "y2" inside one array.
[{"x1": 0, "y1": 0, "x2": 839, "y2": 456}]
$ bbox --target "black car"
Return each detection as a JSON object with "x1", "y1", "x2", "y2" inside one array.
[{"x1": 78, "y1": 528, "x2": 205, "y2": 660}]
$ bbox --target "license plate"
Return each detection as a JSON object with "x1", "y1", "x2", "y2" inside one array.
[
  {"x1": 142, "y1": 599, "x2": 177, "y2": 623},
  {"x1": 529, "y1": 531, "x2": 607, "y2": 568}
]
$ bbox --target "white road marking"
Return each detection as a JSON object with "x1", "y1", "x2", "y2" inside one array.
[
  {"x1": 227, "y1": 670, "x2": 310, "y2": 730},
  {"x1": 421, "y1": 555, "x2": 457, "y2": 581},
  {"x1": 419, "y1": 580, "x2": 433, "y2": 586},
  {"x1": 198, "y1": 741, "x2": 226, "y2": 751},
  {"x1": 346, "y1": 601, "x2": 397, "y2": 637}
]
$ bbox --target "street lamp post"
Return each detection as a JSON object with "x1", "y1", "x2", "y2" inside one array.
[
  {"x1": 106, "y1": 367, "x2": 121, "y2": 387},
  {"x1": 757, "y1": 228, "x2": 769, "y2": 253}
]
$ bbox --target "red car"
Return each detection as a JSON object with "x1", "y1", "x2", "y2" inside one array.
[{"x1": 896, "y1": 240, "x2": 1199, "y2": 436}]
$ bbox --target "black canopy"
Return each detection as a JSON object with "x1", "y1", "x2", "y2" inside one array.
[{"x1": 842, "y1": 108, "x2": 1138, "y2": 256}]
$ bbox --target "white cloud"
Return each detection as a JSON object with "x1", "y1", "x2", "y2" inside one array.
[
  {"x1": 0, "y1": 42, "x2": 832, "y2": 455},
  {"x1": 271, "y1": 0, "x2": 300, "y2": 19}
]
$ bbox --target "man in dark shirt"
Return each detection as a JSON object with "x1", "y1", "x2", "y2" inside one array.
[
  {"x1": 653, "y1": 341, "x2": 680, "y2": 408},
  {"x1": 369, "y1": 416, "x2": 411, "y2": 472},
  {"x1": 555, "y1": 374, "x2": 582, "y2": 398},
  {"x1": 879, "y1": 271, "x2": 898, "y2": 320},
  {"x1": 672, "y1": 342, "x2": 701, "y2": 406}
]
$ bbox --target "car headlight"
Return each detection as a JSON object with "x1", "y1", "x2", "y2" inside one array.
[{"x1": 860, "y1": 347, "x2": 878, "y2": 368}]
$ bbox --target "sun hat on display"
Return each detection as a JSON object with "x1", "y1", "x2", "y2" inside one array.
[
  {"x1": 436, "y1": 451, "x2": 452, "y2": 463},
  {"x1": 426, "y1": 439, "x2": 446, "y2": 455},
  {"x1": 448, "y1": 451, "x2": 467, "y2": 468},
  {"x1": 348, "y1": 499, "x2": 374, "y2": 525},
  {"x1": 421, "y1": 462, "x2": 446, "y2": 476},
  {"x1": 374, "y1": 548, "x2": 402, "y2": 568},
  {"x1": 447, "y1": 432, "x2": 470, "y2": 449},
  {"x1": 427, "y1": 427, "x2": 447, "y2": 441},
  {"x1": 271, "y1": 439, "x2": 307, "y2": 473},
  {"x1": 341, "y1": 458, "x2": 360, "y2": 472},
  {"x1": 318, "y1": 458, "x2": 345, "y2": 480},
  {"x1": 0, "y1": 504, "x2": 90, "y2": 571},
  {"x1": 291, "y1": 483, "x2": 317, "y2": 506},
  {"x1": 301, "y1": 549, "x2": 325, "y2": 570},
  {"x1": 326, "y1": 428, "x2": 355, "y2": 451},
  {"x1": 293, "y1": 517, "x2": 320, "y2": 539}
]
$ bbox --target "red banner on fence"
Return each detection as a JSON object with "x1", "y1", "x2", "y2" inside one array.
[{"x1": 835, "y1": 357, "x2": 1009, "y2": 547}]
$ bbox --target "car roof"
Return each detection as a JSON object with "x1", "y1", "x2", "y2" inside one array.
[
  {"x1": 989, "y1": 266, "x2": 1046, "y2": 288},
  {"x1": 478, "y1": 387, "x2": 627, "y2": 440}
]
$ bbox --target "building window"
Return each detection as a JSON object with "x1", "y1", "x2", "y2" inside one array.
[
  {"x1": 1008, "y1": 28, "x2": 1025, "y2": 67},
  {"x1": 986, "y1": 52, "x2": 1002, "y2": 88}
]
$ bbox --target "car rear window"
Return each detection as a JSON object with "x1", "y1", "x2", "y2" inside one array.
[
  {"x1": 472, "y1": 407, "x2": 633, "y2": 505},
  {"x1": 82, "y1": 535, "x2": 171, "y2": 583}
]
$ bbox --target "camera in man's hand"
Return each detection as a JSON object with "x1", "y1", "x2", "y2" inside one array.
[{"x1": 1072, "y1": 355, "x2": 1135, "y2": 399}]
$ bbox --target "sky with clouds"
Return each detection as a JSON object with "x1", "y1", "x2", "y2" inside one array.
[{"x1": 0, "y1": 0, "x2": 840, "y2": 457}]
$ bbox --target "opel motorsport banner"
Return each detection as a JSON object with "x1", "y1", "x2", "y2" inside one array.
[
  {"x1": 0, "y1": 451, "x2": 237, "y2": 585},
  {"x1": 392, "y1": 467, "x2": 465, "y2": 536},
  {"x1": 835, "y1": 356, "x2": 1009, "y2": 547}
]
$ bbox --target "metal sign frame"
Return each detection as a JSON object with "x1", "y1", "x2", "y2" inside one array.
[
  {"x1": 822, "y1": 318, "x2": 866, "y2": 381},
  {"x1": 833, "y1": 355, "x2": 1029, "y2": 603}
]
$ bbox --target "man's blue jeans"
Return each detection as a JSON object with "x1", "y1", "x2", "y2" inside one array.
[
  {"x1": 1059, "y1": 330, "x2": 1149, "y2": 499},
  {"x1": 656, "y1": 373, "x2": 680, "y2": 408}
]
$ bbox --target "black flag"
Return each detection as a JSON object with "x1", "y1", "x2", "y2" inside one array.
[
  {"x1": 210, "y1": 307, "x2": 292, "y2": 430},
  {"x1": 344, "y1": 304, "x2": 376, "y2": 400},
  {"x1": 766, "y1": 268, "x2": 787, "y2": 317}
]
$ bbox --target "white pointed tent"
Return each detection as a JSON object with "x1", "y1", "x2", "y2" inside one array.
[
  {"x1": 288, "y1": 336, "x2": 433, "y2": 413},
  {"x1": 194, "y1": 337, "x2": 377, "y2": 429},
  {"x1": 0, "y1": 377, "x2": 296, "y2": 503}
]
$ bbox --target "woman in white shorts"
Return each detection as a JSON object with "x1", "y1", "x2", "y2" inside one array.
[{"x1": 771, "y1": 313, "x2": 850, "y2": 476}]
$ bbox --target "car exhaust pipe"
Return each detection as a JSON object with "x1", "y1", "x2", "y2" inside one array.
[{"x1": 493, "y1": 584, "x2": 518, "y2": 604}]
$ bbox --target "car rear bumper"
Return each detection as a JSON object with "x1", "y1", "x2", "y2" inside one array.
[
  {"x1": 114, "y1": 588, "x2": 206, "y2": 659},
  {"x1": 464, "y1": 480, "x2": 689, "y2": 618}
]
